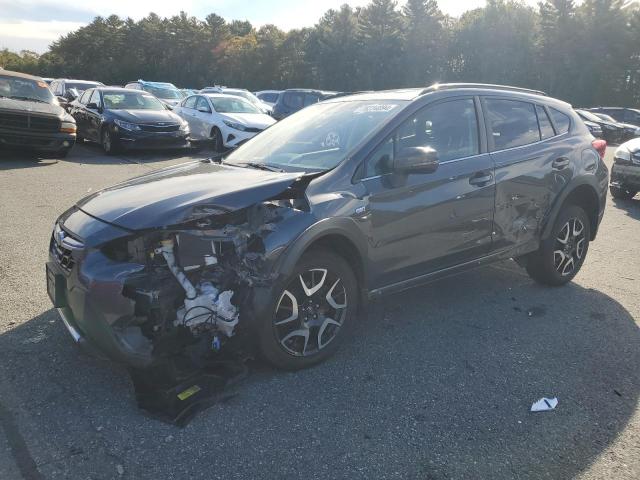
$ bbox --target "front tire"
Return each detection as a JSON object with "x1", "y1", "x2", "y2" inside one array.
[
  {"x1": 526, "y1": 205, "x2": 590, "y2": 286},
  {"x1": 211, "y1": 127, "x2": 224, "y2": 153},
  {"x1": 258, "y1": 250, "x2": 358, "y2": 370},
  {"x1": 101, "y1": 128, "x2": 119, "y2": 155},
  {"x1": 610, "y1": 184, "x2": 637, "y2": 200}
]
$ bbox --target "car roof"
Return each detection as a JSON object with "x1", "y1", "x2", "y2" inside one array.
[
  {"x1": 132, "y1": 80, "x2": 177, "y2": 88},
  {"x1": 325, "y1": 83, "x2": 570, "y2": 108},
  {"x1": 283, "y1": 88, "x2": 338, "y2": 95},
  {"x1": 0, "y1": 69, "x2": 46, "y2": 81},
  {"x1": 55, "y1": 79, "x2": 103, "y2": 84},
  {"x1": 95, "y1": 87, "x2": 149, "y2": 93}
]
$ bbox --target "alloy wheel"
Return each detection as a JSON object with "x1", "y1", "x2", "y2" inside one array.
[
  {"x1": 273, "y1": 268, "x2": 348, "y2": 357},
  {"x1": 553, "y1": 218, "x2": 586, "y2": 276}
]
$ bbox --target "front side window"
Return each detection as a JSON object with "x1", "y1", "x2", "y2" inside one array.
[
  {"x1": 224, "y1": 99, "x2": 407, "y2": 172},
  {"x1": 79, "y1": 90, "x2": 92, "y2": 104},
  {"x1": 536, "y1": 105, "x2": 555, "y2": 139},
  {"x1": 365, "y1": 137, "x2": 395, "y2": 178},
  {"x1": 89, "y1": 90, "x2": 101, "y2": 107},
  {"x1": 398, "y1": 98, "x2": 480, "y2": 162},
  {"x1": 625, "y1": 110, "x2": 640, "y2": 124},
  {"x1": 196, "y1": 96, "x2": 211, "y2": 113},
  {"x1": 485, "y1": 99, "x2": 541, "y2": 150},
  {"x1": 182, "y1": 95, "x2": 197, "y2": 109}
]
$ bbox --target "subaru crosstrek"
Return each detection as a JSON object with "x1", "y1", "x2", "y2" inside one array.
[{"x1": 47, "y1": 83, "x2": 608, "y2": 371}]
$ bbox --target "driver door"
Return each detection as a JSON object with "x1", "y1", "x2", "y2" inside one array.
[{"x1": 362, "y1": 97, "x2": 496, "y2": 288}]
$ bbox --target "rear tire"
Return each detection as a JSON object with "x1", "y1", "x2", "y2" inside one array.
[
  {"x1": 526, "y1": 205, "x2": 590, "y2": 286},
  {"x1": 610, "y1": 184, "x2": 637, "y2": 200},
  {"x1": 258, "y1": 249, "x2": 358, "y2": 370}
]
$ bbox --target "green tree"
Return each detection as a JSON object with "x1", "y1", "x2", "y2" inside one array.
[{"x1": 402, "y1": 0, "x2": 446, "y2": 86}]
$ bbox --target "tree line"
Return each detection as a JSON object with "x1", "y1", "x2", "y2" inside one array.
[{"x1": 1, "y1": 0, "x2": 639, "y2": 107}]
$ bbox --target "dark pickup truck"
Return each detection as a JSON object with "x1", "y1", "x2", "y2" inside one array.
[{"x1": 0, "y1": 69, "x2": 76, "y2": 157}]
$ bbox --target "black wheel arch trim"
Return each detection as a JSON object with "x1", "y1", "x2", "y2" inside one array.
[
  {"x1": 541, "y1": 175, "x2": 604, "y2": 241},
  {"x1": 274, "y1": 217, "x2": 369, "y2": 290}
]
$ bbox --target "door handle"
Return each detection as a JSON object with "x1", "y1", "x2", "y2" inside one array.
[
  {"x1": 469, "y1": 171, "x2": 493, "y2": 186},
  {"x1": 552, "y1": 157, "x2": 570, "y2": 170}
]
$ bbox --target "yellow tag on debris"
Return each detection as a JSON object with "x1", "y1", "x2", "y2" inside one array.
[{"x1": 177, "y1": 385, "x2": 201, "y2": 401}]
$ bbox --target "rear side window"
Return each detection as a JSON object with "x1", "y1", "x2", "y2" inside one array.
[
  {"x1": 625, "y1": 110, "x2": 640, "y2": 124},
  {"x1": 485, "y1": 99, "x2": 541, "y2": 150},
  {"x1": 304, "y1": 93, "x2": 321, "y2": 106},
  {"x1": 549, "y1": 108, "x2": 571, "y2": 134},
  {"x1": 536, "y1": 106, "x2": 555, "y2": 139},
  {"x1": 283, "y1": 92, "x2": 304, "y2": 109}
]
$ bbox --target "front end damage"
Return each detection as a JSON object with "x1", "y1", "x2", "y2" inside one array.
[
  {"x1": 49, "y1": 170, "x2": 315, "y2": 422},
  {"x1": 104, "y1": 198, "x2": 307, "y2": 366}
]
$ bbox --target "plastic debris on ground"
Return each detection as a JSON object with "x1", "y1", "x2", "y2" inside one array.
[
  {"x1": 530, "y1": 397, "x2": 558, "y2": 412},
  {"x1": 128, "y1": 352, "x2": 249, "y2": 427}
]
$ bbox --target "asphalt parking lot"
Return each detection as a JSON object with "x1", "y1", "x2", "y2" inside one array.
[{"x1": 0, "y1": 143, "x2": 639, "y2": 480}]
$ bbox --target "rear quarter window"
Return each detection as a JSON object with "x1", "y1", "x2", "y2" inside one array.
[{"x1": 549, "y1": 108, "x2": 571, "y2": 134}]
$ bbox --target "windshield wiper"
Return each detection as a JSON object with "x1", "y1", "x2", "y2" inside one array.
[
  {"x1": 9, "y1": 96, "x2": 48, "y2": 104},
  {"x1": 242, "y1": 162, "x2": 285, "y2": 173}
]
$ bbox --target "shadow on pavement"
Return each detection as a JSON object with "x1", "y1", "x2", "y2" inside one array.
[
  {"x1": 612, "y1": 196, "x2": 640, "y2": 221},
  {"x1": 0, "y1": 143, "x2": 211, "y2": 170},
  {"x1": 0, "y1": 261, "x2": 638, "y2": 479}
]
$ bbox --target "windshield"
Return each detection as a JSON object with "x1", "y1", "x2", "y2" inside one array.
[
  {"x1": 67, "y1": 81, "x2": 101, "y2": 92},
  {"x1": 210, "y1": 96, "x2": 261, "y2": 114},
  {"x1": 103, "y1": 91, "x2": 165, "y2": 110},
  {"x1": 224, "y1": 89, "x2": 261, "y2": 105},
  {"x1": 145, "y1": 85, "x2": 181, "y2": 100},
  {"x1": 0, "y1": 75, "x2": 55, "y2": 103},
  {"x1": 224, "y1": 99, "x2": 408, "y2": 172}
]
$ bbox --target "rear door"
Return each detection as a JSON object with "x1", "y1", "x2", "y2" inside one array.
[
  {"x1": 364, "y1": 97, "x2": 496, "y2": 287},
  {"x1": 194, "y1": 96, "x2": 213, "y2": 139},
  {"x1": 483, "y1": 97, "x2": 574, "y2": 253}
]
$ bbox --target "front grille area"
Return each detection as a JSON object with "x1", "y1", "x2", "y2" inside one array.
[
  {"x1": 245, "y1": 127, "x2": 263, "y2": 133},
  {"x1": 139, "y1": 123, "x2": 180, "y2": 133},
  {"x1": 0, "y1": 112, "x2": 60, "y2": 133},
  {"x1": 51, "y1": 225, "x2": 84, "y2": 273}
]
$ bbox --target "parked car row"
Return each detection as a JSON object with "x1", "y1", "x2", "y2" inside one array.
[{"x1": 575, "y1": 107, "x2": 640, "y2": 144}]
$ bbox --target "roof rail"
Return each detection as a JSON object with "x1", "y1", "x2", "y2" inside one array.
[{"x1": 420, "y1": 83, "x2": 547, "y2": 97}]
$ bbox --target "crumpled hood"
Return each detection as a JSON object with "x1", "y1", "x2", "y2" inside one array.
[
  {"x1": 112, "y1": 109, "x2": 183, "y2": 124},
  {"x1": 76, "y1": 161, "x2": 302, "y2": 230},
  {"x1": 0, "y1": 97, "x2": 64, "y2": 117}
]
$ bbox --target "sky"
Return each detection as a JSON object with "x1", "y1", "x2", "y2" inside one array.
[{"x1": 0, "y1": 0, "x2": 541, "y2": 54}]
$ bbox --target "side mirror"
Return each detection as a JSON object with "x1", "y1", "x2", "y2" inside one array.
[
  {"x1": 394, "y1": 146, "x2": 439, "y2": 174},
  {"x1": 86, "y1": 102, "x2": 101, "y2": 111},
  {"x1": 56, "y1": 96, "x2": 68, "y2": 105},
  {"x1": 197, "y1": 106, "x2": 210, "y2": 113},
  {"x1": 67, "y1": 88, "x2": 80, "y2": 99}
]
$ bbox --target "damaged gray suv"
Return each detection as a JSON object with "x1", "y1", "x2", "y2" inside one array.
[{"x1": 47, "y1": 84, "x2": 608, "y2": 371}]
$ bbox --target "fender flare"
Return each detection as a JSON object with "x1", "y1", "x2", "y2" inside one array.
[
  {"x1": 274, "y1": 216, "x2": 369, "y2": 283},
  {"x1": 541, "y1": 175, "x2": 603, "y2": 240}
]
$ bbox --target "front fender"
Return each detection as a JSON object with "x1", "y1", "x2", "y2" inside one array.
[{"x1": 273, "y1": 216, "x2": 368, "y2": 280}]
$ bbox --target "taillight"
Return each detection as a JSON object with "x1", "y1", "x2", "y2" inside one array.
[{"x1": 592, "y1": 139, "x2": 607, "y2": 160}]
